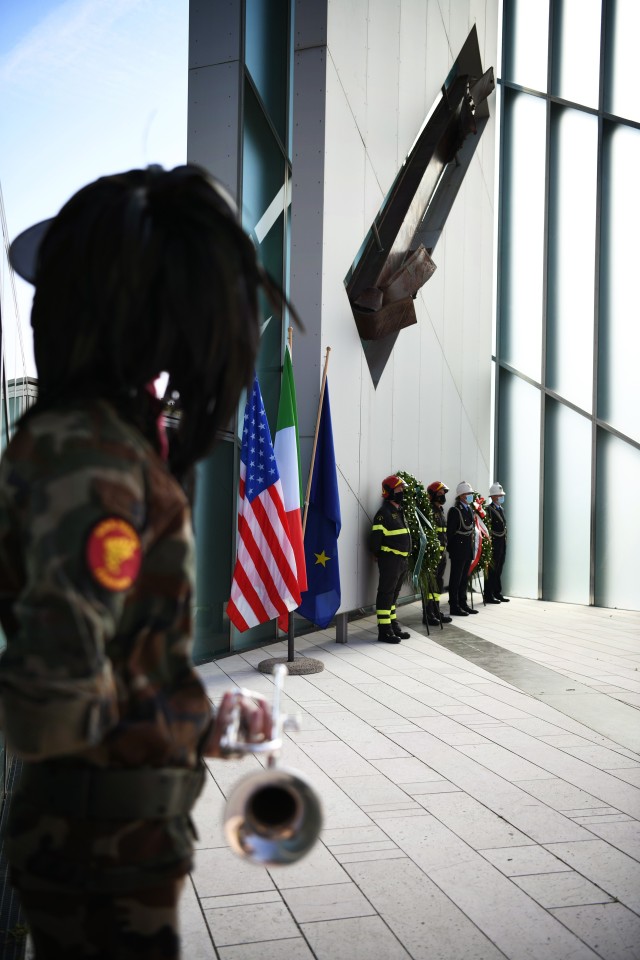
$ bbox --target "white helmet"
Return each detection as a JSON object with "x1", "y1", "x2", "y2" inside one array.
[
  {"x1": 456, "y1": 481, "x2": 473, "y2": 496},
  {"x1": 489, "y1": 482, "x2": 505, "y2": 496}
]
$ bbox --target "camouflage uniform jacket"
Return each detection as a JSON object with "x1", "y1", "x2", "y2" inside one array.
[{"x1": 0, "y1": 399, "x2": 214, "y2": 892}]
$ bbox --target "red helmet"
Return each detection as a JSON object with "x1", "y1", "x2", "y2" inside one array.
[
  {"x1": 427, "y1": 481, "x2": 449, "y2": 498},
  {"x1": 381, "y1": 474, "x2": 405, "y2": 498}
]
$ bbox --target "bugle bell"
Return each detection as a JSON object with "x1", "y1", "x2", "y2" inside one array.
[{"x1": 220, "y1": 664, "x2": 322, "y2": 866}]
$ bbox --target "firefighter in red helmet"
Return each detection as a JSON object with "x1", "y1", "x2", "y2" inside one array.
[
  {"x1": 369, "y1": 476, "x2": 412, "y2": 642},
  {"x1": 424, "y1": 481, "x2": 453, "y2": 626}
]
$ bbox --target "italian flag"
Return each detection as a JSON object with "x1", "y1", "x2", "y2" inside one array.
[{"x1": 274, "y1": 345, "x2": 307, "y2": 631}]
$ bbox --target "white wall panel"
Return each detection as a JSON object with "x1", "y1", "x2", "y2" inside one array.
[
  {"x1": 291, "y1": 0, "x2": 499, "y2": 620},
  {"x1": 365, "y1": 0, "x2": 401, "y2": 190},
  {"x1": 327, "y1": 0, "x2": 369, "y2": 141},
  {"x1": 426, "y1": 0, "x2": 452, "y2": 109},
  {"x1": 398, "y1": 0, "x2": 429, "y2": 163}
]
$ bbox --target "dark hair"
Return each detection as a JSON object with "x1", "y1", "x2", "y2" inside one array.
[{"x1": 29, "y1": 164, "x2": 294, "y2": 477}]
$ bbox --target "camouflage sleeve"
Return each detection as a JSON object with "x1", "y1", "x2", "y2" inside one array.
[{"x1": 0, "y1": 414, "x2": 147, "y2": 760}]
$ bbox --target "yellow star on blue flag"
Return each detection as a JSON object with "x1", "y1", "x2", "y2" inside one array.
[{"x1": 298, "y1": 382, "x2": 341, "y2": 628}]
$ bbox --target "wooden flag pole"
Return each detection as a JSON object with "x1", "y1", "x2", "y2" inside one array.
[{"x1": 302, "y1": 346, "x2": 331, "y2": 536}]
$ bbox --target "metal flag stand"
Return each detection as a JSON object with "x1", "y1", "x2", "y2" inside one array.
[{"x1": 258, "y1": 336, "x2": 327, "y2": 676}]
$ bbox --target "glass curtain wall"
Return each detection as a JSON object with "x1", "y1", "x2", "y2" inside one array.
[
  {"x1": 192, "y1": 0, "x2": 293, "y2": 660},
  {"x1": 496, "y1": 0, "x2": 640, "y2": 609}
]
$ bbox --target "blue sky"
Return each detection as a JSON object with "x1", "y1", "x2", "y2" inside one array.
[{"x1": 0, "y1": 0, "x2": 189, "y2": 377}]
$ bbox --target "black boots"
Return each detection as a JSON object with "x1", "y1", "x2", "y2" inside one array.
[
  {"x1": 392, "y1": 622, "x2": 410, "y2": 639},
  {"x1": 449, "y1": 607, "x2": 468, "y2": 616},
  {"x1": 378, "y1": 626, "x2": 400, "y2": 643}
]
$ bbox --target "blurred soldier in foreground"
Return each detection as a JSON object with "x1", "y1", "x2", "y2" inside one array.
[
  {"x1": 370, "y1": 475, "x2": 412, "y2": 643},
  {"x1": 446, "y1": 481, "x2": 478, "y2": 616},
  {"x1": 0, "y1": 165, "x2": 287, "y2": 959},
  {"x1": 485, "y1": 482, "x2": 509, "y2": 603},
  {"x1": 424, "y1": 481, "x2": 453, "y2": 626}
]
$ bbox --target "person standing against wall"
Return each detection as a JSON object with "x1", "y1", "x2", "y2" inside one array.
[
  {"x1": 0, "y1": 164, "x2": 282, "y2": 960},
  {"x1": 446, "y1": 481, "x2": 478, "y2": 616},
  {"x1": 424, "y1": 481, "x2": 452, "y2": 626},
  {"x1": 485, "y1": 482, "x2": 509, "y2": 603},
  {"x1": 370, "y1": 476, "x2": 412, "y2": 642}
]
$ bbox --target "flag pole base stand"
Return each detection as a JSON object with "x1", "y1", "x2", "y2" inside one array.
[{"x1": 257, "y1": 656, "x2": 325, "y2": 675}]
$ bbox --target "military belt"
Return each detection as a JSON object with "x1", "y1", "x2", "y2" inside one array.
[{"x1": 19, "y1": 762, "x2": 206, "y2": 820}]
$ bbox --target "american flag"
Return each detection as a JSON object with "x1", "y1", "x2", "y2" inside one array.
[{"x1": 227, "y1": 376, "x2": 302, "y2": 632}]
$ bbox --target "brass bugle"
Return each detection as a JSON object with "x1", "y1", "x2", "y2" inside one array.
[{"x1": 220, "y1": 664, "x2": 322, "y2": 866}]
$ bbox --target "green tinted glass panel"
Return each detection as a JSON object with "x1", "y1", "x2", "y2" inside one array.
[
  {"x1": 552, "y1": 0, "x2": 601, "y2": 109},
  {"x1": 193, "y1": 439, "x2": 235, "y2": 661},
  {"x1": 606, "y1": 0, "x2": 640, "y2": 122},
  {"x1": 499, "y1": 90, "x2": 545, "y2": 382},
  {"x1": 503, "y1": 0, "x2": 549, "y2": 93},
  {"x1": 542, "y1": 399, "x2": 591, "y2": 603},
  {"x1": 547, "y1": 107, "x2": 597, "y2": 413},
  {"x1": 599, "y1": 123, "x2": 640, "y2": 443},
  {"x1": 595, "y1": 428, "x2": 640, "y2": 609},
  {"x1": 242, "y1": 80, "x2": 287, "y2": 427},
  {"x1": 497, "y1": 369, "x2": 541, "y2": 598},
  {"x1": 245, "y1": 0, "x2": 288, "y2": 142}
]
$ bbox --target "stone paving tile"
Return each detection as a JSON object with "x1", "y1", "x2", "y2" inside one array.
[
  {"x1": 379, "y1": 813, "x2": 601, "y2": 959},
  {"x1": 369, "y1": 757, "x2": 446, "y2": 783},
  {"x1": 418, "y1": 791, "x2": 532, "y2": 849},
  {"x1": 560, "y1": 743, "x2": 640, "y2": 769},
  {"x1": 351, "y1": 681, "x2": 444, "y2": 718},
  {"x1": 269, "y1": 840, "x2": 349, "y2": 890},
  {"x1": 411, "y1": 715, "x2": 492, "y2": 745},
  {"x1": 544, "y1": 839, "x2": 640, "y2": 912},
  {"x1": 300, "y1": 915, "x2": 412, "y2": 959},
  {"x1": 574, "y1": 818, "x2": 640, "y2": 860},
  {"x1": 218, "y1": 937, "x2": 316, "y2": 959},
  {"x1": 192, "y1": 847, "x2": 274, "y2": 899},
  {"x1": 345, "y1": 856, "x2": 507, "y2": 960},
  {"x1": 404, "y1": 779, "x2": 462, "y2": 794},
  {"x1": 456, "y1": 742, "x2": 559, "y2": 781},
  {"x1": 322, "y1": 827, "x2": 393, "y2": 851},
  {"x1": 481, "y1": 844, "x2": 572, "y2": 876},
  {"x1": 548, "y1": 902, "x2": 640, "y2": 960},
  {"x1": 469, "y1": 726, "x2": 640, "y2": 817},
  {"x1": 513, "y1": 871, "x2": 614, "y2": 908},
  {"x1": 388, "y1": 730, "x2": 593, "y2": 843},
  {"x1": 179, "y1": 876, "x2": 216, "y2": 959},
  {"x1": 513, "y1": 778, "x2": 619, "y2": 813},
  {"x1": 297, "y1": 741, "x2": 379, "y2": 778},
  {"x1": 203, "y1": 900, "x2": 298, "y2": 948},
  {"x1": 606, "y1": 767, "x2": 640, "y2": 787},
  {"x1": 281, "y1": 881, "x2": 376, "y2": 922},
  {"x1": 333, "y1": 773, "x2": 415, "y2": 806}
]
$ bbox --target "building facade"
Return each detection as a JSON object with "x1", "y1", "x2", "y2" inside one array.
[
  {"x1": 188, "y1": 0, "x2": 499, "y2": 658},
  {"x1": 496, "y1": 0, "x2": 640, "y2": 609}
]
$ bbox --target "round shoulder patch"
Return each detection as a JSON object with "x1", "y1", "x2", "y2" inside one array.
[{"x1": 86, "y1": 517, "x2": 142, "y2": 592}]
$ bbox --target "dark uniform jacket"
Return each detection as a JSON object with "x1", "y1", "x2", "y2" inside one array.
[
  {"x1": 370, "y1": 500, "x2": 411, "y2": 558},
  {"x1": 486, "y1": 501, "x2": 507, "y2": 543},
  {"x1": 432, "y1": 503, "x2": 447, "y2": 555},
  {"x1": 0, "y1": 399, "x2": 213, "y2": 892},
  {"x1": 446, "y1": 500, "x2": 474, "y2": 554}
]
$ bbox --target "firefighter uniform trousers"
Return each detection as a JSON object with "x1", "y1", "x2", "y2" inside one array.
[
  {"x1": 376, "y1": 553, "x2": 409, "y2": 631},
  {"x1": 425, "y1": 504, "x2": 447, "y2": 620},
  {"x1": 370, "y1": 499, "x2": 412, "y2": 635}
]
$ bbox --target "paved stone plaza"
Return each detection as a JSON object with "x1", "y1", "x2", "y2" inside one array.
[{"x1": 182, "y1": 598, "x2": 640, "y2": 960}]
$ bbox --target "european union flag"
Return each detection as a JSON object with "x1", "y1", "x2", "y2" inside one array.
[{"x1": 298, "y1": 381, "x2": 341, "y2": 628}]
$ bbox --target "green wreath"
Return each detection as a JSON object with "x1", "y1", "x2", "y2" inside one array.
[
  {"x1": 472, "y1": 491, "x2": 494, "y2": 572},
  {"x1": 396, "y1": 470, "x2": 441, "y2": 598}
]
